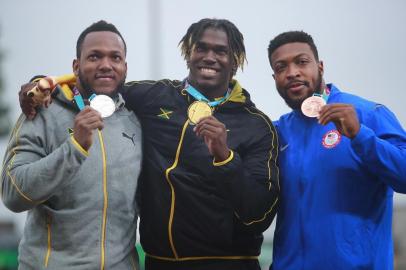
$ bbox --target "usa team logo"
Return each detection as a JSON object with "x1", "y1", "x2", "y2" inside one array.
[{"x1": 322, "y1": 130, "x2": 341, "y2": 149}]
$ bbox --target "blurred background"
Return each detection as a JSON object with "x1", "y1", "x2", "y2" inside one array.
[{"x1": 0, "y1": 0, "x2": 405, "y2": 269}]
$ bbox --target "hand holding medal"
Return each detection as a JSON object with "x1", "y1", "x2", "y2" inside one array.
[
  {"x1": 193, "y1": 115, "x2": 230, "y2": 162},
  {"x1": 185, "y1": 83, "x2": 231, "y2": 162},
  {"x1": 318, "y1": 103, "x2": 360, "y2": 139}
]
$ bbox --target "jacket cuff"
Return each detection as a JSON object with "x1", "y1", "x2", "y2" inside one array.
[
  {"x1": 213, "y1": 150, "x2": 234, "y2": 166},
  {"x1": 70, "y1": 136, "x2": 89, "y2": 157},
  {"x1": 351, "y1": 124, "x2": 376, "y2": 156}
]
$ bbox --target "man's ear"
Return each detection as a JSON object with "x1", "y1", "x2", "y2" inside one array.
[
  {"x1": 73, "y1": 59, "x2": 79, "y2": 76},
  {"x1": 231, "y1": 64, "x2": 238, "y2": 76},
  {"x1": 318, "y1": 60, "x2": 324, "y2": 77},
  {"x1": 272, "y1": 74, "x2": 276, "y2": 81}
]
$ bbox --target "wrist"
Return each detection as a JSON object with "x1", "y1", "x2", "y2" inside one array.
[
  {"x1": 213, "y1": 150, "x2": 234, "y2": 166},
  {"x1": 213, "y1": 148, "x2": 230, "y2": 162},
  {"x1": 70, "y1": 135, "x2": 89, "y2": 156}
]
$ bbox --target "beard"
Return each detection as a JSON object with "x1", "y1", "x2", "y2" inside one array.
[
  {"x1": 277, "y1": 71, "x2": 323, "y2": 110},
  {"x1": 78, "y1": 69, "x2": 126, "y2": 98}
]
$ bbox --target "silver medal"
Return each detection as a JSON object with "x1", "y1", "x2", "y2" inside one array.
[{"x1": 90, "y1": 95, "x2": 115, "y2": 118}]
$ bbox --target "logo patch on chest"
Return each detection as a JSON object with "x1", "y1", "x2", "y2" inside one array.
[
  {"x1": 122, "y1": 132, "x2": 136, "y2": 145},
  {"x1": 322, "y1": 130, "x2": 341, "y2": 149},
  {"x1": 157, "y1": 108, "x2": 173, "y2": 119}
]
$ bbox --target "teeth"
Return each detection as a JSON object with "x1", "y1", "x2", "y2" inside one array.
[{"x1": 201, "y1": 68, "x2": 216, "y2": 75}]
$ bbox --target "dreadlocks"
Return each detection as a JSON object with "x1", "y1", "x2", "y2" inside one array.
[{"x1": 179, "y1": 18, "x2": 246, "y2": 71}]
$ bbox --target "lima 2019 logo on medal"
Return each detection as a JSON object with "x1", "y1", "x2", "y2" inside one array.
[{"x1": 322, "y1": 130, "x2": 341, "y2": 149}]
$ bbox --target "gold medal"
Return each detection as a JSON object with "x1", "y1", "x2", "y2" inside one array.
[
  {"x1": 187, "y1": 101, "x2": 212, "y2": 124},
  {"x1": 301, "y1": 95, "x2": 326, "y2": 118}
]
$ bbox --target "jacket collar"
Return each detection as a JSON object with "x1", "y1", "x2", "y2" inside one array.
[{"x1": 181, "y1": 78, "x2": 251, "y2": 106}]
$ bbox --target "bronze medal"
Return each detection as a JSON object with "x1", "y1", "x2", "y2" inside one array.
[
  {"x1": 187, "y1": 101, "x2": 212, "y2": 124},
  {"x1": 301, "y1": 95, "x2": 326, "y2": 118}
]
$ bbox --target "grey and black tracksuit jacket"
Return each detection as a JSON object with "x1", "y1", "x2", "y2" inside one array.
[{"x1": 1, "y1": 87, "x2": 142, "y2": 269}]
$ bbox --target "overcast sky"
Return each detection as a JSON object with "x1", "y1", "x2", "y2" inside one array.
[{"x1": 1, "y1": 0, "x2": 405, "y2": 229}]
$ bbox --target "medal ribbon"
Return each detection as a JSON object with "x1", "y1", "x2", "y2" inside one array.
[
  {"x1": 185, "y1": 83, "x2": 230, "y2": 107},
  {"x1": 72, "y1": 88, "x2": 96, "y2": 111},
  {"x1": 313, "y1": 86, "x2": 330, "y2": 102}
]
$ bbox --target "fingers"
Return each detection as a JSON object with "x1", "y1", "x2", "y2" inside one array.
[
  {"x1": 318, "y1": 103, "x2": 360, "y2": 138},
  {"x1": 73, "y1": 107, "x2": 104, "y2": 151},
  {"x1": 75, "y1": 107, "x2": 104, "y2": 130},
  {"x1": 193, "y1": 116, "x2": 226, "y2": 138},
  {"x1": 37, "y1": 77, "x2": 55, "y2": 92},
  {"x1": 318, "y1": 104, "x2": 352, "y2": 125},
  {"x1": 44, "y1": 95, "x2": 52, "y2": 108}
]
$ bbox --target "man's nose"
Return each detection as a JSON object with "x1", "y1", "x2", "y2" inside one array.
[
  {"x1": 202, "y1": 50, "x2": 216, "y2": 63},
  {"x1": 286, "y1": 64, "x2": 300, "y2": 79},
  {"x1": 99, "y1": 57, "x2": 113, "y2": 71}
]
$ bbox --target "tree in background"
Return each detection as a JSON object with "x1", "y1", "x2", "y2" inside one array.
[{"x1": 0, "y1": 28, "x2": 11, "y2": 137}]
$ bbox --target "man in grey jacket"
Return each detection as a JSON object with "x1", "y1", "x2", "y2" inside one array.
[{"x1": 1, "y1": 21, "x2": 142, "y2": 269}]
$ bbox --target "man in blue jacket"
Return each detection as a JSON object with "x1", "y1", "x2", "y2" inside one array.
[{"x1": 267, "y1": 30, "x2": 406, "y2": 269}]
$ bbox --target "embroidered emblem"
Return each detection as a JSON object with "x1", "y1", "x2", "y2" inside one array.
[
  {"x1": 157, "y1": 108, "x2": 173, "y2": 119},
  {"x1": 322, "y1": 130, "x2": 341, "y2": 149},
  {"x1": 122, "y1": 132, "x2": 136, "y2": 145}
]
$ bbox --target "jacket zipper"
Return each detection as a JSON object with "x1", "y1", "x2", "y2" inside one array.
[
  {"x1": 164, "y1": 119, "x2": 190, "y2": 259},
  {"x1": 98, "y1": 130, "x2": 108, "y2": 270},
  {"x1": 44, "y1": 214, "x2": 52, "y2": 267}
]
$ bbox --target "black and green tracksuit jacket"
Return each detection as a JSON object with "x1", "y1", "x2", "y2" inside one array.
[{"x1": 122, "y1": 79, "x2": 279, "y2": 265}]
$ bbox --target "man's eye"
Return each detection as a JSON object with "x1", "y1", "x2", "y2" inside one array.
[
  {"x1": 195, "y1": 46, "x2": 205, "y2": 52},
  {"x1": 275, "y1": 65, "x2": 286, "y2": 73},
  {"x1": 298, "y1": 59, "x2": 309, "y2": 65},
  {"x1": 216, "y1": 50, "x2": 227, "y2": 56},
  {"x1": 88, "y1": 55, "x2": 99, "y2": 61}
]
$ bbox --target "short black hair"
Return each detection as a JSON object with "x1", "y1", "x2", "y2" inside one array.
[
  {"x1": 179, "y1": 18, "x2": 246, "y2": 70},
  {"x1": 76, "y1": 20, "x2": 127, "y2": 58},
  {"x1": 268, "y1": 31, "x2": 319, "y2": 67}
]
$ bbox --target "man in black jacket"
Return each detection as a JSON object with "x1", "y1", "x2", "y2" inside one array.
[{"x1": 20, "y1": 18, "x2": 279, "y2": 270}]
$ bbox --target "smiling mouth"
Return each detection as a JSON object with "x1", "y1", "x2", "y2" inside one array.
[
  {"x1": 199, "y1": 67, "x2": 217, "y2": 76},
  {"x1": 95, "y1": 77, "x2": 115, "y2": 83}
]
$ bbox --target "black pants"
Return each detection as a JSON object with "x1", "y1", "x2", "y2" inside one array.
[{"x1": 145, "y1": 256, "x2": 261, "y2": 270}]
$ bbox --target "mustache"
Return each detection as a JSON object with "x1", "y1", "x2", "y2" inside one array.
[{"x1": 286, "y1": 80, "x2": 310, "y2": 88}]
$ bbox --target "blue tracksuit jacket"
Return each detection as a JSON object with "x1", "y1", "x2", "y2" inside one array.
[{"x1": 271, "y1": 84, "x2": 406, "y2": 270}]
